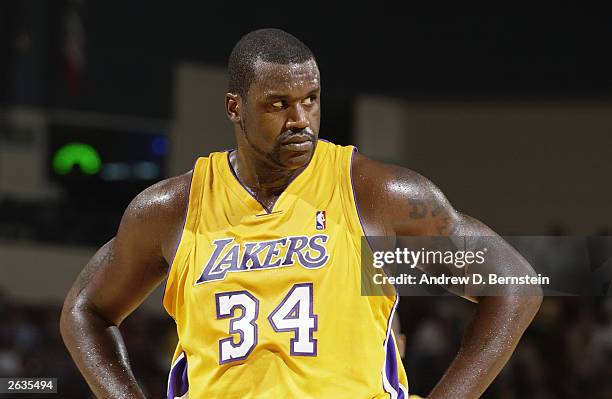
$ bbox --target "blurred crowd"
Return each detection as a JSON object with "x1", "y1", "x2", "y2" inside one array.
[
  {"x1": 0, "y1": 293, "x2": 176, "y2": 398},
  {"x1": 401, "y1": 296, "x2": 612, "y2": 398}
]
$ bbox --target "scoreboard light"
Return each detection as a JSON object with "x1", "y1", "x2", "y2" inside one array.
[
  {"x1": 52, "y1": 142, "x2": 102, "y2": 175},
  {"x1": 48, "y1": 123, "x2": 168, "y2": 201}
]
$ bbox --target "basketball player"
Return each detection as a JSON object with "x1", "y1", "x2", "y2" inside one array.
[{"x1": 60, "y1": 29, "x2": 542, "y2": 398}]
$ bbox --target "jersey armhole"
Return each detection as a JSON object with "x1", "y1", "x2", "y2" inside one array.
[
  {"x1": 162, "y1": 157, "x2": 207, "y2": 317},
  {"x1": 345, "y1": 147, "x2": 398, "y2": 299},
  {"x1": 343, "y1": 146, "x2": 375, "y2": 254}
]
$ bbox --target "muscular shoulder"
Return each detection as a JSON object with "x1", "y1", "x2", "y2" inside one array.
[
  {"x1": 125, "y1": 171, "x2": 191, "y2": 221},
  {"x1": 351, "y1": 151, "x2": 457, "y2": 236},
  {"x1": 120, "y1": 171, "x2": 193, "y2": 263}
]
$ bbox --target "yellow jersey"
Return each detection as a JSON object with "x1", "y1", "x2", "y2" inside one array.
[{"x1": 163, "y1": 140, "x2": 409, "y2": 398}]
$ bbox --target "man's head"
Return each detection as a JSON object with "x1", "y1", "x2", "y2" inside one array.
[{"x1": 225, "y1": 28, "x2": 321, "y2": 170}]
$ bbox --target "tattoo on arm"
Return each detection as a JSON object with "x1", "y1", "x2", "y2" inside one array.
[
  {"x1": 409, "y1": 201, "x2": 428, "y2": 219},
  {"x1": 405, "y1": 198, "x2": 456, "y2": 235},
  {"x1": 437, "y1": 216, "x2": 452, "y2": 235},
  {"x1": 100, "y1": 241, "x2": 116, "y2": 265},
  {"x1": 74, "y1": 240, "x2": 115, "y2": 295},
  {"x1": 391, "y1": 167, "x2": 458, "y2": 236},
  {"x1": 431, "y1": 201, "x2": 444, "y2": 217}
]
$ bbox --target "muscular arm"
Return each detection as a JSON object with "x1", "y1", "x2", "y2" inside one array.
[
  {"x1": 353, "y1": 153, "x2": 542, "y2": 399},
  {"x1": 60, "y1": 172, "x2": 191, "y2": 398}
]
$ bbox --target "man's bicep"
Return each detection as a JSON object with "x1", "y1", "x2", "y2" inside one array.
[
  {"x1": 385, "y1": 166, "x2": 460, "y2": 236},
  {"x1": 352, "y1": 153, "x2": 459, "y2": 237}
]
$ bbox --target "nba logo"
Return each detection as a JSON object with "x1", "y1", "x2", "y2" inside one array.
[{"x1": 316, "y1": 211, "x2": 326, "y2": 230}]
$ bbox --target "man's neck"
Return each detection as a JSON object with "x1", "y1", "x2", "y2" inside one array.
[{"x1": 229, "y1": 148, "x2": 306, "y2": 209}]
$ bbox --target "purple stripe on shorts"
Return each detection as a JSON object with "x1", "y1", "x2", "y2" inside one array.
[
  {"x1": 167, "y1": 354, "x2": 188, "y2": 398},
  {"x1": 385, "y1": 334, "x2": 405, "y2": 399}
]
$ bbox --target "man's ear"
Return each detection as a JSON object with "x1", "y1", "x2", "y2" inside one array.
[{"x1": 225, "y1": 93, "x2": 241, "y2": 123}]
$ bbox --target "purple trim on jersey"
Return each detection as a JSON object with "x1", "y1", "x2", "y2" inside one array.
[
  {"x1": 162, "y1": 159, "x2": 198, "y2": 311},
  {"x1": 349, "y1": 147, "x2": 375, "y2": 253},
  {"x1": 267, "y1": 282, "x2": 318, "y2": 356},
  {"x1": 382, "y1": 293, "x2": 406, "y2": 398},
  {"x1": 167, "y1": 353, "x2": 188, "y2": 398},
  {"x1": 225, "y1": 141, "x2": 319, "y2": 214},
  {"x1": 226, "y1": 151, "x2": 275, "y2": 213},
  {"x1": 385, "y1": 334, "x2": 405, "y2": 399}
]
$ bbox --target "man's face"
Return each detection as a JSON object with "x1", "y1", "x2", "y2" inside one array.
[{"x1": 239, "y1": 59, "x2": 321, "y2": 170}]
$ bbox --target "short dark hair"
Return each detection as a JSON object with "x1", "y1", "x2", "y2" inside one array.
[{"x1": 228, "y1": 28, "x2": 316, "y2": 98}]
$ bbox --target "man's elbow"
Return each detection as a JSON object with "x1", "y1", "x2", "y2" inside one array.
[
  {"x1": 480, "y1": 268, "x2": 543, "y2": 324},
  {"x1": 519, "y1": 265, "x2": 544, "y2": 313},
  {"x1": 503, "y1": 277, "x2": 543, "y2": 324},
  {"x1": 503, "y1": 260, "x2": 544, "y2": 315},
  {"x1": 59, "y1": 294, "x2": 79, "y2": 345},
  {"x1": 519, "y1": 289, "x2": 543, "y2": 315},
  {"x1": 60, "y1": 292, "x2": 92, "y2": 346}
]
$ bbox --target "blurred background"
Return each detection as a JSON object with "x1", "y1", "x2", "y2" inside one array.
[{"x1": 1, "y1": 3, "x2": 611, "y2": 398}]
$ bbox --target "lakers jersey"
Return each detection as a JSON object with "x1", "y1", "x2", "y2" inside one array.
[{"x1": 163, "y1": 140, "x2": 409, "y2": 398}]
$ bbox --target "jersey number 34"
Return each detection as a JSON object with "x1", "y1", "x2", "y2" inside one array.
[{"x1": 215, "y1": 283, "x2": 317, "y2": 364}]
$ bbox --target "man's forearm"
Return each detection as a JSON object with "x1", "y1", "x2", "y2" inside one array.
[
  {"x1": 428, "y1": 295, "x2": 541, "y2": 399},
  {"x1": 60, "y1": 303, "x2": 146, "y2": 399}
]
